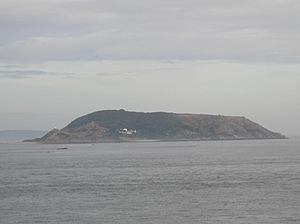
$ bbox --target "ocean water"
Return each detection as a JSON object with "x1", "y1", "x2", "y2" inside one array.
[{"x1": 0, "y1": 139, "x2": 299, "y2": 224}]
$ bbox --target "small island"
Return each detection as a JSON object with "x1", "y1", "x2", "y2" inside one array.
[{"x1": 27, "y1": 109, "x2": 286, "y2": 144}]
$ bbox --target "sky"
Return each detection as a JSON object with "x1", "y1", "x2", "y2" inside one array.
[{"x1": 0, "y1": 0, "x2": 299, "y2": 136}]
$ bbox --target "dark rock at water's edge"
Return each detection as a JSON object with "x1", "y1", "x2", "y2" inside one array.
[{"x1": 26, "y1": 109, "x2": 286, "y2": 144}]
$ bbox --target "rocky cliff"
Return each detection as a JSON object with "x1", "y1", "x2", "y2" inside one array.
[{"x1": 29, "y1": 109, "x2": 286, "y2": 143}]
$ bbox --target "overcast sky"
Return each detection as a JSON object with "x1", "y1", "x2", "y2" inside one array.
[{"x1": 0, "y1": 0, "x2": 299, "y2": 136}]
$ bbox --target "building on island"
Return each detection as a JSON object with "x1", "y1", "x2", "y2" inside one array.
[{"x1": 118, "y1": 128, "x2": 137, "y2": 135}]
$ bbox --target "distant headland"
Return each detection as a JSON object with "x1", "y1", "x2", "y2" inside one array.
[{"x1": 26, "y1": 109, "x2": 286, "y2": 144}]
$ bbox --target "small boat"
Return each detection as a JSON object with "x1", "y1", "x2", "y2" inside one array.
[{"x1": 56, "y1": 147, "x2": 68, "y2": 150}]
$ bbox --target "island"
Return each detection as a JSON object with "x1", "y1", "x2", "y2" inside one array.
[{"x1": 27, "y1": 109, "x2": 286, "y2": 144}]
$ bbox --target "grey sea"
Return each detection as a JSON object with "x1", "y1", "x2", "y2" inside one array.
[{"x1": 0, "y1": 139, "x2": 299, "y2": 224}]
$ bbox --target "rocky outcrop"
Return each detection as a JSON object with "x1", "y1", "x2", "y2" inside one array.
[{"x1": 29, "y1": 109, "x2": 286, "y2": 143}]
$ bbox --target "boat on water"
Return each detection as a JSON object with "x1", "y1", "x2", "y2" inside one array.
[{"x1": 56, "y1": 147, "x2": 68, "y2": 150}]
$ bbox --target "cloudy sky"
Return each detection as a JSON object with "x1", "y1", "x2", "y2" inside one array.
[{"x1": 0, "y1": 0, "x2": 299, "y2": 136}]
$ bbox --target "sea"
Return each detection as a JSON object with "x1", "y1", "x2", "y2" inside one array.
[{"x1": 0, "y1": 139, "x2": 299, "y2": 224}]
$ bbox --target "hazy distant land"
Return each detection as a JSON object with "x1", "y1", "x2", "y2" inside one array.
[
  {"x1": 26, "y1": 110, "x2": 286, "y2": 144},
  {"x1": 0, "y1": 130, "x2": 47, "y2": 142}
]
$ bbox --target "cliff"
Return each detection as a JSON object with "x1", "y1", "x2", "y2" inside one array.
[{"x1": 29, "y1": 109, "x2": 286, "y2": 143}]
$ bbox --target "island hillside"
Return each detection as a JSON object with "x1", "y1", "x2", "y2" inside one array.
[{"x1": 28, "y1": 109, "x2": 286, "y2": 143}]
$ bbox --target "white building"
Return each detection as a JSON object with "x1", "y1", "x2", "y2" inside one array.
[{"x1": 118, "y1": 128, "x2": 137, "y2": 135}]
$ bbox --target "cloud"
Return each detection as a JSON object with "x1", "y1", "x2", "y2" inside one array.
[
  {"x1": 0, "y1": 70, "x2": 75, "y2": 79},
  {"x1": 0, "y1": 0, "x2": 300, "y2": 63},
  {"x1": 96, "y1": 72, "x2": 123, "y2": 77}
]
